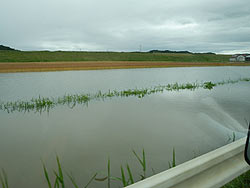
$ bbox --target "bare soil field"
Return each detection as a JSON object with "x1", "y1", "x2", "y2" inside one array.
[{"x1": 0, "y1": 61, "x2": 250, "y2": 73}]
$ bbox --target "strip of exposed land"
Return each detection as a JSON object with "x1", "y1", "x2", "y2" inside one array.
[{"x1": 1, "y1": 61, "x2": 250, "y2": 73}]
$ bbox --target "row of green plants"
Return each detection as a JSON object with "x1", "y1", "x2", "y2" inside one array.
[
  {"x1": 0, "y1": 149, "x2": 176, "y2": 188},
  {"x1": 0, "y1": 133, "x2": 241, "y2": 188},
  {"x1": 2, "y1": 147, "x2": 246, "y2": 188},
  {"x1": 0, "y1": 78, "x2": 249, "y2": 113}
]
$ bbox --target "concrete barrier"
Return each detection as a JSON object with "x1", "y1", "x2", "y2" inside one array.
[{"x1": 126, "y1": 137, "x2": 250, "y2": 188}]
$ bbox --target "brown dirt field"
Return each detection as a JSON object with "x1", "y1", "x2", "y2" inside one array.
[{"x1": 0, "y1": 61, "x2": 250, "y2": 73}]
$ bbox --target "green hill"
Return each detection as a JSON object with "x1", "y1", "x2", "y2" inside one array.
[{"x1": 0, "y1": 45, "x2": 16, "y2": 51}]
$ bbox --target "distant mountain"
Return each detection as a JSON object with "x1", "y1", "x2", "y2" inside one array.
[
  {"x1": 148, "y1": 50, "x2": 192, "y2": 54},
  {"x1": 194, "y1": 52, "x2": 216, "y2": 55},
  {"x1": 0, "y1": 45, "x2": 17, "y2": 51},
  {"x1": 148, "y1": 49, "x2": 215, "y2": 55}
]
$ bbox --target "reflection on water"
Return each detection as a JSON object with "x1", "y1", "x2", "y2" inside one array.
[
  {"x1": 0, "y1": 67, "x2": 250, "y2": 187},
  {"x1": 0, "y1": 66, "x2": 250, "y2": 101}
]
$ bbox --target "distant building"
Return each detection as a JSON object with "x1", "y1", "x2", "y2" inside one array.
[
  {"x1": 229, "y1": 54, "x2": 250, "y2": 62},
  {"x1": 246, "y1": 55, "x2": 250, "y2": 61}
]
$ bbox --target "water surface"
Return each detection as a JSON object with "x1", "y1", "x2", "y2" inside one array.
[{"x1": 0, "y1": 66, "x2": 250, "y2": 187}]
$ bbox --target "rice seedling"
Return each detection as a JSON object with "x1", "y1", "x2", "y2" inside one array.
[
  {"x1": 1, "y1": 77, "x2": 249, "y2": 113},
  {"x1": 42, "y1": 156, "x2": 96, "y2": 188},
  {"x1": 232, "y1": 132, "x2": 236, "y2": 142},
  {"x1": 168, "y1": 148, "x2": 176, "y2": 169},
  {"x1": 42, "y1": 163, "x2": 52, "y2": 188},
  {"x1": 120, "y1": 166, "x2": 127, "y2": 186},
  {"x1": 55, "y1": 155, "x2": 65, "y2": 188},
  {"x1": 113, "y1": 164, "x2": 135, "y2": 187},
  {"x1": 94, "y1": 158, "x2": 111, "y2": 188},
  {"x1": 127, "y1": 164, "x2": 134, "y2": 184},
  {"x1": 132, "y1": 149, "x2": 146, "y2": 180},
  {"x1": 151, "y1": 168, "x2": 156, "y2": 175},
  {"x1": 203, "y1": 82, "x2": 216, "y2": 89},
  {"x1": 83, "y1": 173, "x2": 98, "y2": 188},
  {"x1": 0, "y1": 169, "x2": 8, "y2": 188},
  {"x1": 227, "y1": 132, "x2": 236, "y2": 143},
  {"x1": 42, "y1": 156, "x2": 65, "y2": 188},
  {"x1": 108, "y1": 158, "x2": 111, "y2": 188},
  {"x1": 66, "y1": 172, "x2": 78, "y2": 188}
]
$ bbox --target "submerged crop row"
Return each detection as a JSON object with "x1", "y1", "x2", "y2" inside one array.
[
  {"x1": 0, "y1": 149, "x2": 176, "y2": 188},
  {"x1": 0, "y1": 78, "x2": 249, "y2": 113},
  {"x1": 0, "y1": 134, "x2": 242, "y2": 188}
]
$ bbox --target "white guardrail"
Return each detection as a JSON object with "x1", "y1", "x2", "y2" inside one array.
[{"x1": 126, "y1": 137, "x2": 250, "y2": 188}]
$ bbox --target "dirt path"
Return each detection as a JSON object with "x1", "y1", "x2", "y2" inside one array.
[{"x1": 0, "y1": 61, "x2": 250, "y2": 73}]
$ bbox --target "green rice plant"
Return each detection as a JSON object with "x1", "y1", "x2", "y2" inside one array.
[
  {"x1": 241, "y1": 78, "x2": 250, "y2": 82},
  {"x1": 42, "y1": 163, "x2": 52, "y2": 188},
  {"x1": 54, "y1": 177, "x2": 60, "y2": 188},
  {"x1": 0, "y1": 169, "x2": 8, "y2": 188},
  {"x1": 120, "y1": 166, "x2": 127, "y2": 186},
  {"x1": 168, "y1": 148, "x2": 176, "y2": 169},
  {"x1": 184, "y1": 83, "x2": 197, "y2": 90},
  {"x1": 232, "y1": 132, "x2": 236, "y2": 142},
  {"x1": 66, "y1": 172, "x2": 78, "y2": 188},
  {"x1": 108, "y1": 158, "x2": 111, "y2": 188},
  {"x1": 151, "y1": 168, "x2": 156, "y2": 175},
  {"x1": 127, "y1": 164, "x2": 134, "y2": 184},
  {"x1": 83, "y1": 173, "x2": 98, "y2": 188},
  {"x1": 95, "y1": 151, "x2": 146, "y2": 187},
  {"x1": 66, "y1": 172, "x2": 98, "y2": 188},
  {"x1": 116, "y1": 165, "x2": 134, "y2": 187},
  {"x1": 203, "y1": 82, "x2": 216, "y2": 89},
  {"x1": 116, "y1": 164, "x2": 135, "y2": 186},
  {"x1": 54, "y1": 171, "x2": 64, "y2": 188},
  {"x1": 132, "y1": 149, "x2": 146, "y2": 180},
  {"x1": 227, "y1": 132, "x2": 236, "y2": 143},
  {"x1": 54, "y1": 155, "x2": 65, "y2": 188},
  {"x1": 42, "y1": 156, "x2": 96, "y2": 188},
  {"x1": 94, "y1": 158, "x2": 111, "y2": 188},
  {"x1": 42, "y1": 157, "x2": 64, "y2": 188}
]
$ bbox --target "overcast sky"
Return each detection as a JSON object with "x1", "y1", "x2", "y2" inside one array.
[{"x1": 1, "y1": 0, "x2": 250, "y2": 53}]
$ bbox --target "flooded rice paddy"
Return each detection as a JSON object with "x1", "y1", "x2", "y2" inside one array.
[{"x1": 0, "y1": 66, "x2": 250, "y2": 187}]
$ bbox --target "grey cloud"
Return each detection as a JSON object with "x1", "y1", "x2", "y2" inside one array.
[{"x1": 0, "y1": 0, "x2": 249, "y2": 53}]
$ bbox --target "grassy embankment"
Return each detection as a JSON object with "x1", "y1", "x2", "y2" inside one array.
[
  {"x1": 223, "y1": 170, "x2": 250, "y2": 188},
  {"x1": 0, "y1": 51, "x2": 230, "y2": 62}
]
